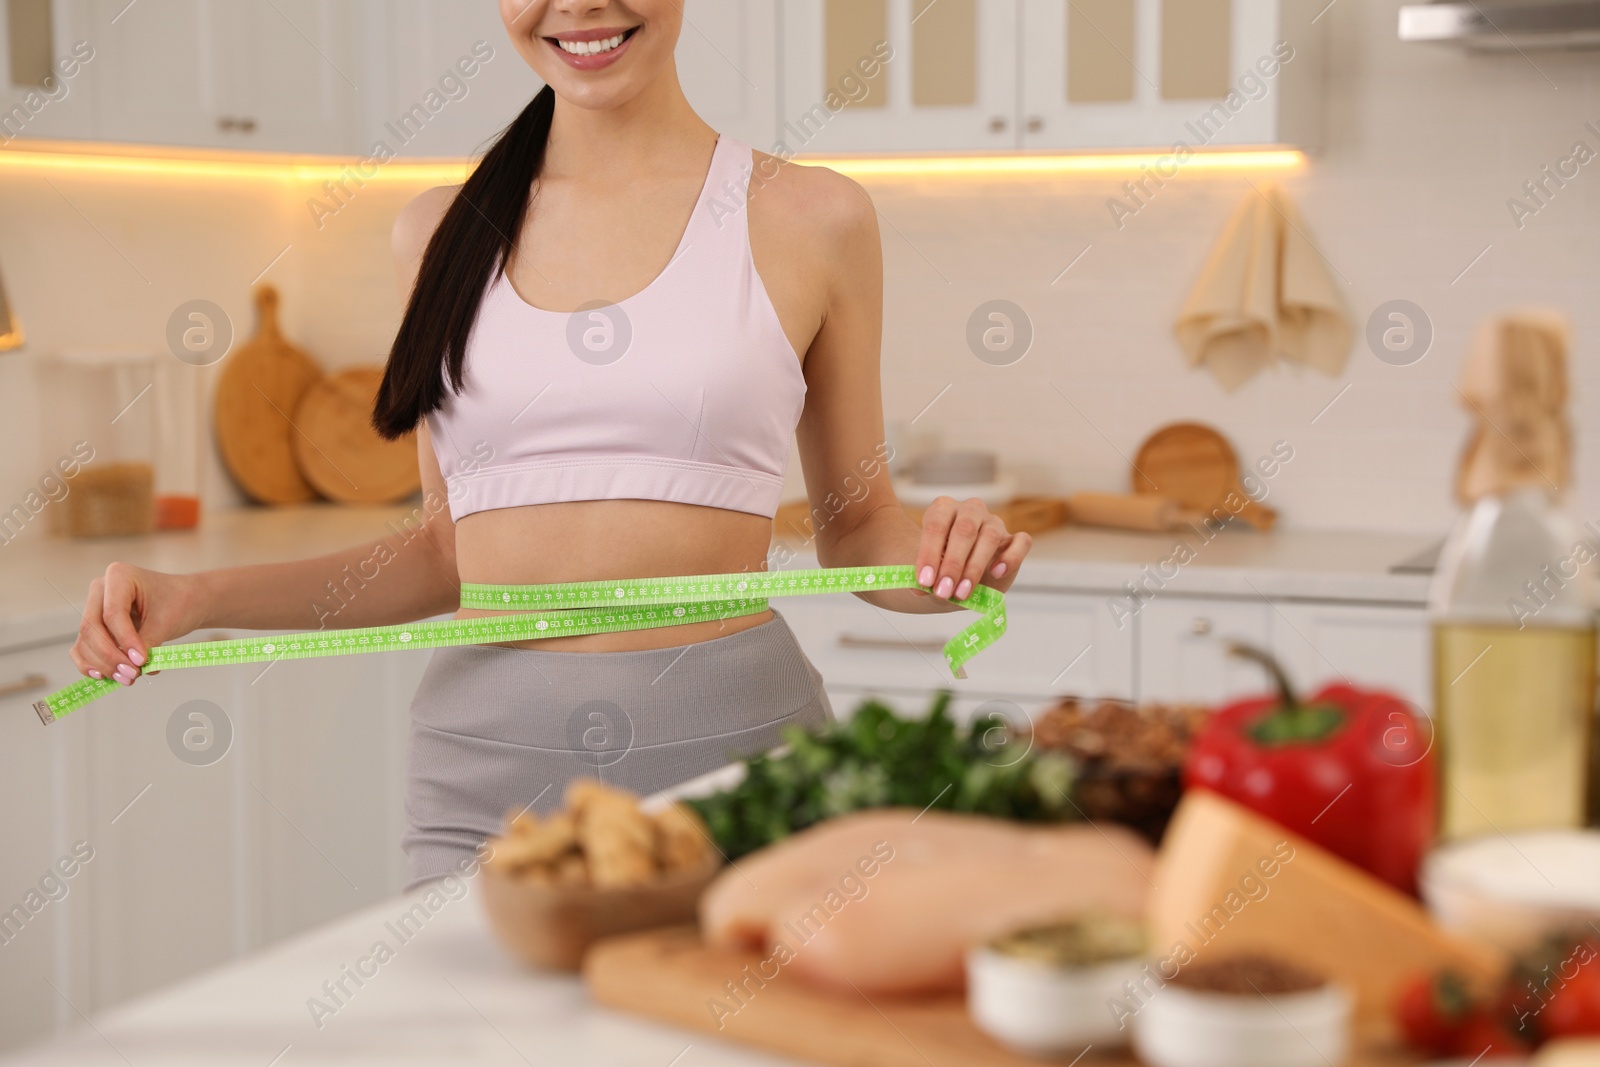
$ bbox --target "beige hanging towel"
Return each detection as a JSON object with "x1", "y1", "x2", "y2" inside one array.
[{"x1": 1174, "y1": 185, "x2": 1352, "y2": 391}]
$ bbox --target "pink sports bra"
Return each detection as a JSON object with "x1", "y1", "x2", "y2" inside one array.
[{"x1": 425, "y1": 134, "x2": 806, "y2": 522}]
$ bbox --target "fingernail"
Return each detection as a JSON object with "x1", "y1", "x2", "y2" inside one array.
[
  {"x1": 992, "y1": 561, "x2": 1007, "y2": 578},
  {"x1": 936, "y1": 577, "x2": 954, "y2": 598},
  {"x1": 955, "y1": 579, "x2": 972, "y2": 600},
  {"x1": 918, "y1": 566, "x2": 934, "y2": 587},
  {"x1": 88, "y1": 669, "x2": 103, "y2": 680},
  {"x1": 127, "y1": 648, "x2": 146, "y2": 667},
  {"x1": 113, "y1": 665, "x2": 135, "y2": 685}
]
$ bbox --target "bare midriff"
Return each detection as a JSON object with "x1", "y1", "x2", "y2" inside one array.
[{"x1": 453, "y1": 499, "x2": 776, "y2": 651}]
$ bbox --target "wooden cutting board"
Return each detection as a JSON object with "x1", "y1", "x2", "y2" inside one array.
[
  {"x1": 1131, "y1": 423, "x2": 1276, "y2": 531},
  {"x1": 214, "y1": 286, "x2": 323, "y2": 504},
  {"x1": 290, "y1": 367, "x2": 419, "y2": 504},
  {"x1": 584, "y1": 927, "x2": 1418, "y2": 1067}
]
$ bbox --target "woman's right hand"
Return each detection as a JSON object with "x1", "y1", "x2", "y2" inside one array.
[{"x1": 71, "y1": 563, "x2": 210, "y2": 686}]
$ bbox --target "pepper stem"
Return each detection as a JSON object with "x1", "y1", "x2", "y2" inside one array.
[
  {"x1": 1225, "y1": 640, "x2": 1300, "y2": 709},
  {"x1": 1226, "y1": 641, "x2": 1346, "y2": 747}
]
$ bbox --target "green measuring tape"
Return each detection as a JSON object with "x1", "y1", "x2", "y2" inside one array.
[{"x1": 33, "y1": 565, "x2": 1006, "y2": 724}]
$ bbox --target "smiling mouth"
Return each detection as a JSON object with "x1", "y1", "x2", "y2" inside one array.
[{"x1": 549, "y1": 26, "x2": 639, "y2": 57}]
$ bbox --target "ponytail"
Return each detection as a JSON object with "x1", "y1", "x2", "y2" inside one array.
[{"x1": 372, "y1": 86, "x2": 556, "y2": 439}]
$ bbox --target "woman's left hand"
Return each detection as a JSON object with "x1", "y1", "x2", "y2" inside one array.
[{"x1": 915, "y1": 496, "x2": 1032, "y2": 602}]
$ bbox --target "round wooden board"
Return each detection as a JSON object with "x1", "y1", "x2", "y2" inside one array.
[
  {"x1": 1132, "y1": 422, "x2": 1240, "y2": 507},
  {"x1": 290, "y1": 367, "x2": 419, "y2": 504},
  {"x1": 1131, "y1": 422, "x2": 1277, "y2": 530},
  {"x1": 213, "y1": 286, "x2": 323, "y2": 504}
]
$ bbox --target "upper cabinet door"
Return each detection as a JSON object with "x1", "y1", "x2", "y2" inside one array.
[
  {"x1": 779, "y1": 0, "x2": 1019, "y2": 154},
  {"x1": 675, "y1": 0, "x2": 778, "y2": 151},
  {"x1": 1019, "y1": 0, "x2": 1322, "y2": 150},
  {"x1": 88, "y1": 0, "x2": 360, "y2": 152},
  {"x1": 361, "y1": 0, "x2": 541, "y2": 159},
  {"x1": 0, "y1": 0, "x2": 96, "y2": 141},
  {"x1": 210, "y1": 0, "x2": 361, "y2": 154}
]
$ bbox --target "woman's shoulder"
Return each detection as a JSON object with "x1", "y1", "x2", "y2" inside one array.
[
  {"x1": 746, "y1": 150, "x2": 878, "y2": 257},
  {"x1": 391, "y1": 184, "x2": 461, "y2": 264}
]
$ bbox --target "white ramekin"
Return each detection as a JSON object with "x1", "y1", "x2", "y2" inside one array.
[
  {"x1": 1131, "y1": 981, "x2": 1353, "y2": 1067},
  {"x1": 966, "y1": 945, "x2": 1150, "y2": 1056}
]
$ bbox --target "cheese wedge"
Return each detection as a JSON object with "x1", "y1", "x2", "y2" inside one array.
[
  {"x1": 1537, "y1": 1039, "x2": 1600, "y2": 1067},
  {"x1": 1147, "y1": 790, "x2": 1505, "y2": 1023}
]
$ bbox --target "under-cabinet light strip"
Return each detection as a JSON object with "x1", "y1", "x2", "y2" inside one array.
[{"x1": 0, "y1": 143, "x2": 1305, "y2": 183}]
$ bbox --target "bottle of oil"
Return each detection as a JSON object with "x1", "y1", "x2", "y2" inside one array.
[{"x1": 1430, "y1": 313, "x2": 1597, "y2": 842}]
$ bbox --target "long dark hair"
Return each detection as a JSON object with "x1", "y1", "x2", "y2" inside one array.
[{"x1": 372, "y1": 86, "x2": 556, "y2": 439}]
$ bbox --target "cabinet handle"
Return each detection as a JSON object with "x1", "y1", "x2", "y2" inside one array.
[
  {"x1": 1026, "y1": 116, "x2": 1044, "y2": 132},
  {"x1": 217, "y1": 117, "x2": 258, "y2": 133},
  {"x1": 0, "y1": 673, "x2": 49, "y2": 699},
  {"x1": 988, "y1": 116, "x2": 1008, "y2": 133},
  {"x1": 1190, "y1": 617, "x2": 1213, "y2": 636},
  {"x1": 837, "y1": 633, "x2": 947, "y2": 653}
]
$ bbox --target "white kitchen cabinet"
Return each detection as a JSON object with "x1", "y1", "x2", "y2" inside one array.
[
  {"x1": 1135, "y1": 596, "x2": 1273, "y2": 704},
  {"x1": 0, "y1": 0, "x2": 96, "y2": 141},
  {"x1": 81, "y1": 636, "x2": 427, "y2": 1011},
  {"x1": 778, "y1": 0, "x2": 1019, "y2": 153},
  {"x1": 675, "y1": 0, "x2": 780, "y2": 151},
  {"x1": 1268, "y1": 601, "x2": 1431, "y2": 712},
  {"x1": 781, "y1": 587, "x2": 1135, "y2": 706},
  {"x1": 247, "y1": 646, "x2": 428, "y2": 945},
  {"x1": 1136, "y1": 595, "x2": 1431, "y2": 711},
  {"x1": 78, "y1": 647, "x2": 249, "y2": 1011},
  {"x1": 359, "y1": 0, "x2": 540, "y2": 159},
  {"x1": 0, "y1": 627, "x2": 426, "y2": 1045},
  {"x1": 1019, "y1": 0, "x2": 1324, "y2": 151},
  {"x1": 0, "y1": 637, "x2": 91, "y2": 1053},
  {"x1": 780, "y1": 0, "x2": 1321, "y2": 155},
  {"x1": 87, "y1": 0, "x2": 361, "y2": 152}
]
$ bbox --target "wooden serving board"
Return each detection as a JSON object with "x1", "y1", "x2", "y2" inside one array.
[
  {"x1": 214, "y1": 285, "x2": 323, "y2": 504},
  {"x1": 584, "y1": 927, "x2": 1419, "y2": 1067},
  {"x1": 290, "y1": 367, "x2": 420, "y2": 504},
  {"x1": 1131, "y1": 422, "x2": 1276, "y2": 531}
]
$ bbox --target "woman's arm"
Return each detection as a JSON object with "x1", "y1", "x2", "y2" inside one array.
[
  {"x1": 72, "y1": 186, "x2": 465, "y2": 686},
  {"x1": 787, "y1": 171, "x2": 1031, "y2": 613},
  {"x1": 191, "y1": 431, "x2": 461, "y2": 634}
]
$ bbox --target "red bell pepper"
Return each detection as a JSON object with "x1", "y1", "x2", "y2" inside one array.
[{"x1": 1184, "y1": 643, "x2": 1436, "y2": 895}]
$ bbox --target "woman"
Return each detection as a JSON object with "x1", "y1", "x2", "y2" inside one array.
[{"x1": 70, "y1": 0, "x2": 1032, "y2": 886}]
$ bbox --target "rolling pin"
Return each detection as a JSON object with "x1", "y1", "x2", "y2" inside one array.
[{"x1": 1067, "y1": 492, "x2": 1201, "y2": 532}]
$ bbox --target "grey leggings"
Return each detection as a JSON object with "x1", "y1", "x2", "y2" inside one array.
[{"x1": 401, "y1": 609, "x2": 831, "y2": 886}]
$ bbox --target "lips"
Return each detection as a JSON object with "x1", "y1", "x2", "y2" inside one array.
[{"x1": 546, "y1": 26, "x2": 639, "y2": 71}]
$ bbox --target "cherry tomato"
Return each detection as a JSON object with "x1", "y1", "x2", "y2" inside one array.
[
  {"x1": 1452, "y1": 1013, "x2": 1531, "y2": 1059},
  {"x1": 1394, "y1": 970, "x2": 1474, "y2": 1055},
  {"x1": 1543, "y1": 943, "x2": 1600, "y2": 1039}
]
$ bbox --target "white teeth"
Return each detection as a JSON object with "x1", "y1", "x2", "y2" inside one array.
[{"x1": 557, "y1": 33, "x2": 626, "y2": 56}]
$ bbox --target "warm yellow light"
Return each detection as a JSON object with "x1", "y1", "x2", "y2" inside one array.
[
  {"x1": 798, "y1": 148, "x2": 1306, "y2": 179},
  {"x1": 0, "y1": 143, "x2": 473, "y2": 184},
  {"x1": 0, "y1": 140, "x2": 1304, "y2": 186}
]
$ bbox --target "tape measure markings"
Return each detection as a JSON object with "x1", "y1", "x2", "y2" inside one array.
[{"x1": 35, "y1": 565, "x2": 1004, "y2": 723}]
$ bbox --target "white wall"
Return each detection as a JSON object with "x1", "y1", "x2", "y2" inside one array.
[{"x1": 1, "y1": 0, "x2": 1596, "y2": 542}]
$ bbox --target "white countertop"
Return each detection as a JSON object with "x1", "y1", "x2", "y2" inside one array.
[
  {"x1": 0, "y1": 880, "x2": 804, "y2": 1067},
  {"x1": 0, "y1": 502, "x2": 1439, "y2": 652}
]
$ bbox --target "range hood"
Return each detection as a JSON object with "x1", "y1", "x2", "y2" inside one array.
[{"x1": 1399, "y1": 0, "x2": 1600, "y2": 48}]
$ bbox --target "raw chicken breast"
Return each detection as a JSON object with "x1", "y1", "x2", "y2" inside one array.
[{"x1": 699, "y1": 809, "x2": 1154, "y2": 996}]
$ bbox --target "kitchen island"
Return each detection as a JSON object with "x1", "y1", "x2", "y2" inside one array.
[{"x1": 0, "y1": 879, "x2": 806, "y2": 1067}]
